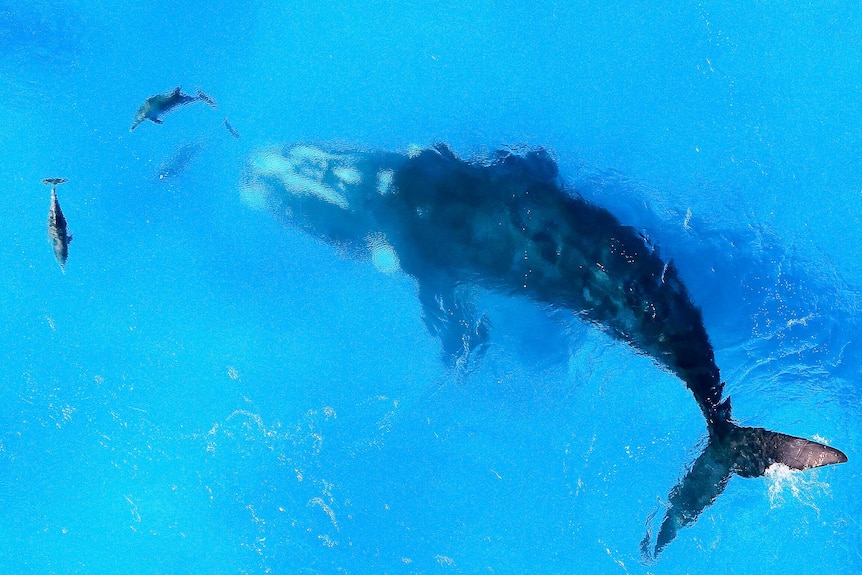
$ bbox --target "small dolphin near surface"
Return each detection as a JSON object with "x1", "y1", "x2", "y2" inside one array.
[
  {"x1": 43, "y1": 177, "x2": 72, "y2": 272},
  {"x1": 129, "y1": 86, "x2": 216, "y2": 132},
  {"x1": 244, "y1": 143, "x2": 848, "y2": 559},
  {"x1": 223, "y1": 117, "x2": 240, "y2": 139}
]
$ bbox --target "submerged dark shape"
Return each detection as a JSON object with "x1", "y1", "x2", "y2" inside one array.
[
  {"x1": 156, "y1": 141, "x2": 204, "y2": 180},
  {"x1": 223, "y1": 117, "x2": 240, "y2": 139},
  {"x1": 244, "y1": 143, "x2": 847, "y2": 557},
  {"x1": 42, "y1": 177, "x2": 72, "y2": 272},
  {"x1": 129, "y1": 86, "x2": 216, "y2": 132},
  {"x1": 0, "y1": 2, "x2": 83, "y2": 69}
]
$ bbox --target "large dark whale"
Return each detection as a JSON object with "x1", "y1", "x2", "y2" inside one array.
[
  {"x1": 129, "y1": 86, "x2": 216, "y2": 132},
  {"x1": 43, "y1": 177, "x2": 72, "y2": 272},
  {"x1": 242, "y1": 143, "x2": 847, "y2": 558}
]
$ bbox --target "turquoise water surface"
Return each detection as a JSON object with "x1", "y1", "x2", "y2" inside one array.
[{"x1": 1, "y1": 1, "x2": 860, "y2": 573}]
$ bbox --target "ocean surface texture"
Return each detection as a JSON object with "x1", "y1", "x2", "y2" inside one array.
[{"x1": 1, "y1": 1, "x2": 860, "y2": 574}]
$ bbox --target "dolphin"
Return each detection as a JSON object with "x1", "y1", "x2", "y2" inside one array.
[
  {"x1": 242, "y1": 143, "x2": 847, "y2": 558},
  {"x1": 43, "y1": 177, "x2": 72, "y2": 272},
  {"x1": 223, "y1": 117, "x2": 240, "y2": 139},
  {"x1": 129, "y1": 86, "x2": 216, "y2": 132}
]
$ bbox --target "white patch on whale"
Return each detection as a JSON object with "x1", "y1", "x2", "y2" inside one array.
[
  {"x1": 366, "y1": 233, "x2": 400, "y2": 274},
  {"x1": 251, "y1": 147, "x2": 349, "y2": 209},
  {"x1": 289, "y1": 145, "x2": 335, "y2": 165},
  {"x1": 377, "y1": 169, "x2": 394, "y2": 195},
  {"x1": 239, "y1": 181, "x2": 270, "y2": 210},
  {"x1": 333, "y1": 165, "x2": 361, "y2": 186}
]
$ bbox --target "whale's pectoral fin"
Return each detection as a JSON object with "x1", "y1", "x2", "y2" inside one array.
[
  {"x1": 642, "y1": 423, "x2": 847, "y2": 562},
  {"x1": 151, "y1": 118, "x2": 164, "y2": 124},
  {"x1": 418, "y1": 280, "x2": 491, "y2": 369}
]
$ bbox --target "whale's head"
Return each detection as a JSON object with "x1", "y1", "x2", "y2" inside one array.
[{"x1": 242, "y1": 145, "x2": 400, "y2": 267}]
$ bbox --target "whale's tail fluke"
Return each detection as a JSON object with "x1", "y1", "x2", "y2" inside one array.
[
  {"x1": 41, "y1": 177, "x2": 68, "y2": 188},
  {"x1": 642, "y1": 422, "x2": 846, "y2": 562}
]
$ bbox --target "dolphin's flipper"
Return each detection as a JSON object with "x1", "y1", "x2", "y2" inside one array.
[
  {"x1": 418, "y1": 280, "x2": 490, "y2": 369},
  {"x1": 643, "y1": 422, "x2": 847, "y2": 561},
  {"x1": 151, "y1": 118, "x2": 163, "y2": 124},
  {"x1": 196, "y1": 88, "x2": 216, "y2": 108}
]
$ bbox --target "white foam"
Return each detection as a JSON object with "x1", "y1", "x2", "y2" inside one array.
[{"x1": 765, "y1": 463, "x2": 830, "y2": 514}]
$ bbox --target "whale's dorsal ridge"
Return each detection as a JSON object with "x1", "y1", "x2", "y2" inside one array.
[
  {"x1": 484, "y1": 145, "x2": 560, "y2": 186},
  {"x1": 431, "y1": 142, "x2": 456, "y2": 159}
]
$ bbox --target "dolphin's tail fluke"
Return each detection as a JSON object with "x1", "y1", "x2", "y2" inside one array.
[
  {"x1": 196, "y1": 88, "x2": 217, "y2": 108},
  {"x1": 642, "y1": 422, "x2": 846, "y2": 562},
  {"x1": 41, "y1": 177, "x2": 68, "y2": 187}
]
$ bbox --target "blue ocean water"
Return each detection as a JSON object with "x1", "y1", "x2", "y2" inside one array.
[{"x1": 2, "y1": 1, "x2": 860, "y2": 573}]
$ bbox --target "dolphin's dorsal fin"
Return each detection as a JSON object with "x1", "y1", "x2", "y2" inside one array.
[
  {"x1": 195, "y1": 88, "x2": 217, "y2": 108},
  {"x1": 172, "y1": 86, "x2": 182, "y2": 96}
]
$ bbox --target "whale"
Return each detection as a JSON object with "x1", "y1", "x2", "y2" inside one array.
[
  {"x1": 43, "y1": 177, "x2": 72, "y2": 272},
  {"x1": 241, "y1": 143, "x2": 847, "y2": 558},
  {"x1": 129, "y1": 86, "x2": 216, "y2": 132}
]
